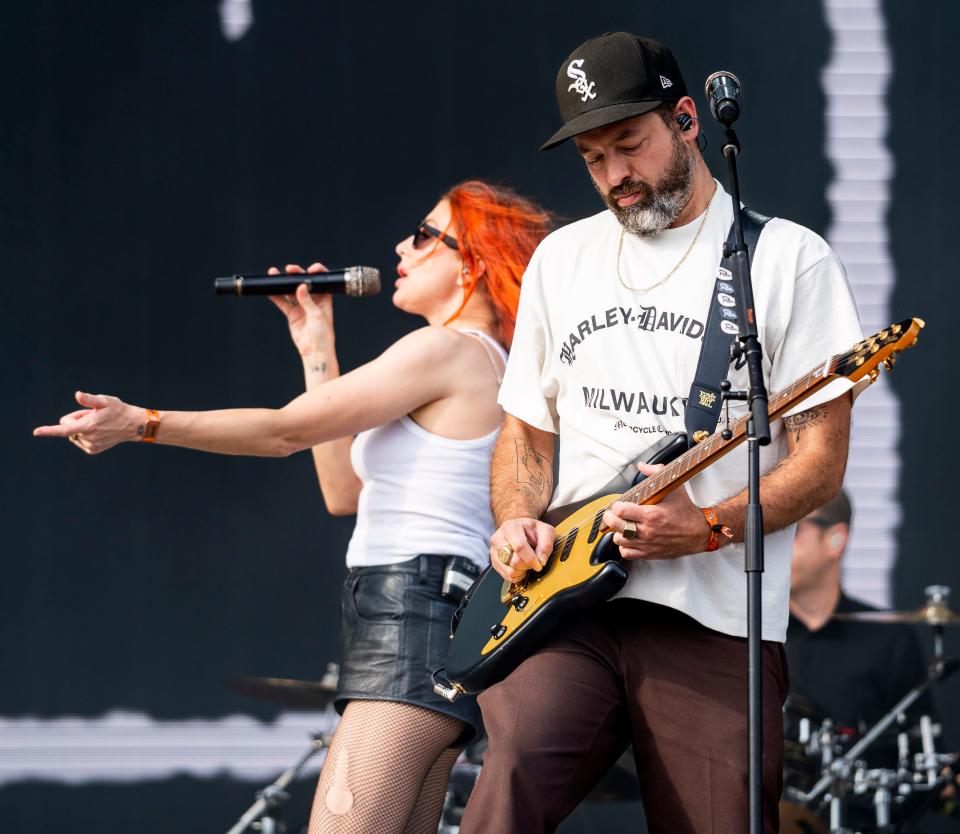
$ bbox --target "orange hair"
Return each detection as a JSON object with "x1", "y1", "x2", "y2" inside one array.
[{"x1": 442, "y1": 180, "x2": 553, "y2": 348}]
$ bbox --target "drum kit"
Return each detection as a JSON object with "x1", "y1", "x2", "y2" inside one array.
[
  {"x1": 220, "y1": 587, "x2": 960, "y2": 834},
  {"x1": 781, "y1": 585, "x2": 960, "y2": 833}
]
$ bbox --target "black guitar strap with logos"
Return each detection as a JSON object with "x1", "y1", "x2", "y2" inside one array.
[{"x1": 684, "y1": 207, "x2": 771, "y2": 444}]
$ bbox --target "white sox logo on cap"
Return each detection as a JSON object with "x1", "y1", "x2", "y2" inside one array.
[{"x1": 566, "y1": 59, "x2": 597, "y2": 103}]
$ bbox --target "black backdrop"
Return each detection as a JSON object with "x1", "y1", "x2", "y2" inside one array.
[{"x1": 3, "y1": 2, "x2": 959, "y2": 831}]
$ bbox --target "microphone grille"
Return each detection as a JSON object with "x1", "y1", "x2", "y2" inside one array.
[
  {"x1": 355, "y1": 266, "x2": 381, "y2": 297},
  {"x1": 704, "y1": 70, "x2": 741, "y2": 96}
]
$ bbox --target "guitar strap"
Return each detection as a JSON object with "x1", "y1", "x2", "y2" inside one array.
[{"x1": 684, "y1": 207, "x2": 771, "y2": 444}]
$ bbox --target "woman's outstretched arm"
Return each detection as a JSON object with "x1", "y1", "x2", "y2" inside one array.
[{"x1": 34, "y1": 324, "x2": 466, "y2": 460}]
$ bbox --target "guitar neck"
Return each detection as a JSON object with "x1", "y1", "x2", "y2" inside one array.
[{"x1": 621, "y1": 359, "x2": 836, "y2": 508}]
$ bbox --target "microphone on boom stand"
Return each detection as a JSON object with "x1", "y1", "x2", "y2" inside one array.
[{"x1": 704, "y1": 67, "x2": 769, "y2": 834}]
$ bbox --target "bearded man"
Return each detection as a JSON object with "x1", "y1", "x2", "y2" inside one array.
[{"x1": 459, "y1": 33, "x2": 863, "y2": 834}]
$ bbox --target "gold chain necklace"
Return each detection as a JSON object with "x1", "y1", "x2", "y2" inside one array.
[{"x1": 616, "y1": 191, "x2": 714, "y2": 294}]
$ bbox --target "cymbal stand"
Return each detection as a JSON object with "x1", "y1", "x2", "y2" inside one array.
[
  {"x1": 225, "y1": 732, "x2": 327, "y2": 834},
  {"x1": 796, "y1": 656, "x2": 958, "y2": 830}
]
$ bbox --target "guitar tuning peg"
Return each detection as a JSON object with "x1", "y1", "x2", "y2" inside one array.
[
  {"x1": 891, "y1": 323, "x2": 902, "y2": 335},
  {"x1": 878, "y1": 329, "x2": 889, "y2": 340},
  {"x1": 883, "y1": 356, "x2": 896, "y2": 371},
  {"x1": 869, "y1": 368, "x2": 880, "y2": 382}
]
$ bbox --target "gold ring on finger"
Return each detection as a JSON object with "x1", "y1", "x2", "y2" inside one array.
[
  {"x1": 497, "y1": 544, "x2": 514, "y2": 565},
  {"x1": 69, "y1": 433, "x2": 81, "y2": 442},
  {"x1": 622, "y1": 520, "x2": 638, "y2": 540}
]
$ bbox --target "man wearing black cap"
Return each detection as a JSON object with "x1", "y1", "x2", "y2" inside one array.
[{"x1": 460, "y1": 33, "x2": 863, "y2": 833}]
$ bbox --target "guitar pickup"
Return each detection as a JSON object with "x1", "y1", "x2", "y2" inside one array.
[{"x1": 510, "y1": 595, "x2": 529, "y2": 611}]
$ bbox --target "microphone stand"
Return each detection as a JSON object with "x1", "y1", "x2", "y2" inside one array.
[{"x1": 717, "y1": 121, "x2": 771, "y2": 834}]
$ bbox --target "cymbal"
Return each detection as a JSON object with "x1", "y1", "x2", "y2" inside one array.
[
  {"x1": 224, "y1": 675, "x2": 338, "y2": 709},
  {"x1": 833, "y1": 603, "x2": 960, "y2": 626}
]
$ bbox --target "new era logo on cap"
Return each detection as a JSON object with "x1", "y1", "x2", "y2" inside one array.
[{"x1": 660, "y1": 75, "x2": 673, "y2": 89}]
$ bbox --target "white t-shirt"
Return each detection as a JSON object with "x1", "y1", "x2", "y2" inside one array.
[{"x1": 498, "y1": 182, "x2": 862, "y2": 642}]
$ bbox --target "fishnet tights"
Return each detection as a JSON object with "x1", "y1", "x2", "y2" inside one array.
[{"x1": 308, "y1": 700, "x2": 465, "y2": 834}]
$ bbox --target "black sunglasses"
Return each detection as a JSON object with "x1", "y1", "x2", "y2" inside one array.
[{"x1": 413, "y1": 222, "x2": 459, "y2": 251}]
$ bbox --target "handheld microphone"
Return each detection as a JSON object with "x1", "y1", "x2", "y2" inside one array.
[
  {"x1": 214, "y1": 266, "x2": 381, "y2": 297},
  {"x1": 704, "y1": 71, "x2": 742, "y2": 125}
]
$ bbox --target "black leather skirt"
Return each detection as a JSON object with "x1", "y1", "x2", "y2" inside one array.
[{"x1": 336, "y1": 554, "x2": 482, "y2": 744}]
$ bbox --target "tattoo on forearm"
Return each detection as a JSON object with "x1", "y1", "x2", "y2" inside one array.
[
  {"x1": 310, "y1": 362, "x2": 328, "y2": 374},
  {"x1": 515, "y1": 439, "x2": 549, "y2": 496},
  {"x1": 784, "y1": 406, "x2": 826, "y2": 442}
]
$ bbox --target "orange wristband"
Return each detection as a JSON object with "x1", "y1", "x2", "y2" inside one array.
[
  {"x1": 140, "y1": 409, "x2": 161, "y2": 443},
  {"x1": 701, "y1": 507, "x2": 733, "y2": 552}
]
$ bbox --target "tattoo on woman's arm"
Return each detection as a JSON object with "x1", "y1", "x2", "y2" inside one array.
[
  {"x1": 310, "y1": 362, "x2": 328, "y2": 375},
  {"x1": 784, "y1": 406, "x2": 826, "y2": 442},
  {"x1": 515, "y1": 439, "x2": 549, "y2": 497}
]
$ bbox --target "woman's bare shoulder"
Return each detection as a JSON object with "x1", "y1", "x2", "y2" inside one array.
[{"x1": 388, "y1": 325, "x2": 483, "y2": 363}]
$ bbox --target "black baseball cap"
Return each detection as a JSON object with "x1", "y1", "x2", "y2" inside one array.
[{"x1": 541, "y1": 32, "x2": 688, "y2": 151}]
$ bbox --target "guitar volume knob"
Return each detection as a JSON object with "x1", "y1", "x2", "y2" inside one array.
[{"x1": 490, "y1": 623, "x2": 507, "y2": 639}]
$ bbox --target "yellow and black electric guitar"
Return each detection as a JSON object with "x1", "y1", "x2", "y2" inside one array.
[{"x1": 441, "y1": 318, "x2": 925, "y2": 698}]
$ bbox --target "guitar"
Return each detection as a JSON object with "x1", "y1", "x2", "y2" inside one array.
[{"x1": 439, "y1": 318, "x2": 925, "y2": 699}]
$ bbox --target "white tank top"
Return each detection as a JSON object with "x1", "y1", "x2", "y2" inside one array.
[{"x1": 344, "y1": 330, "x2": 507, "y2": 569}]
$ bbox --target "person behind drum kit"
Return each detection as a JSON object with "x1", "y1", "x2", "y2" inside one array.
[
  {"x1": 457, "y1": 32, "x2": 864, "y2": 834},
  {"x1": 33, "y1": 180, "x2": 552, "y2": 834},
  {"x1": 787, "y1": 489, "x2": 932, "y2": 736}
]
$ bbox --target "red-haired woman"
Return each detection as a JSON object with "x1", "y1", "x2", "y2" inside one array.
[{"x1": 35, "y1": 181, "x2": 552, "y2": 834}]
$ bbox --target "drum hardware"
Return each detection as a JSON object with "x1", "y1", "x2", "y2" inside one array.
[
  {"x1": 787, "y1": 586, "x2": 960, "y2": 832},
  {"x1": 225, "y1": 731, "x2": 331, "y2": 834},
  {"x1": 223, "y1": 664, "x2": 339, "y2": 834}
]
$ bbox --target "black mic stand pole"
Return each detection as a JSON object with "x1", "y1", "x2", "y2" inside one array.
[{"x1": 718, "y1": 123, "x2": 771, "y2": 834}]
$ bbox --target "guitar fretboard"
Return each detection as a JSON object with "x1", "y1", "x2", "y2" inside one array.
[{"x1": 621, "y1": 359, "x2": 835, "y2": 507}]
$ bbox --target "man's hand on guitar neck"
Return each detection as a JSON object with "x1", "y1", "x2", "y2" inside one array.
[
  {"x1": 602, "y1": 463, "x2": 718, "y2": 559},
  {"x1": 601, "y1": 393, "x2": 853, "y2": 560}
]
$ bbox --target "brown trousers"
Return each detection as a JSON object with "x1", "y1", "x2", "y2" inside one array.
[{"x1": 459, "y1": 599, "x2": 788, "y2": 834}]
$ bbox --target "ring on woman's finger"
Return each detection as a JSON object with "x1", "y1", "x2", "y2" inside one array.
[
  {"x1": 69, "y1": 433, "x2": 80, "y2": 442},
  {"x1": 497, "y1": 544, "x2": 514, "y2": 565},
  {"x1": 622, "y1": 520, "x2": 638, "y2": 540}
]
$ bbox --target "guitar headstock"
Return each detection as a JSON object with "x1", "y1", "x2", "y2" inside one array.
[{"x1": 833, "y1": 318, "x2": 925, "y2": 383}]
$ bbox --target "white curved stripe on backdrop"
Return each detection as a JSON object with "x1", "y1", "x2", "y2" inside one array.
[
  {"x1": 0, "y1": 711, "x2": 335, "y2": 786},
  {"x1": 822, "y1": 0, "x2": 896, "y2": 607}
]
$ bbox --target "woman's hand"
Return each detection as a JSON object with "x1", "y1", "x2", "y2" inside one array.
[
  {"x1": 268, "y1": 263, "x2": 335, "y2": 360},
  {"x1": 33, "y1": 391, "x2": 142, "y2": 454}
]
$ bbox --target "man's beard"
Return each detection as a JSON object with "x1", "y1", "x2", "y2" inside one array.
[{"x1": 600, "y1": 131, "x2": 696, "y2": 237}]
